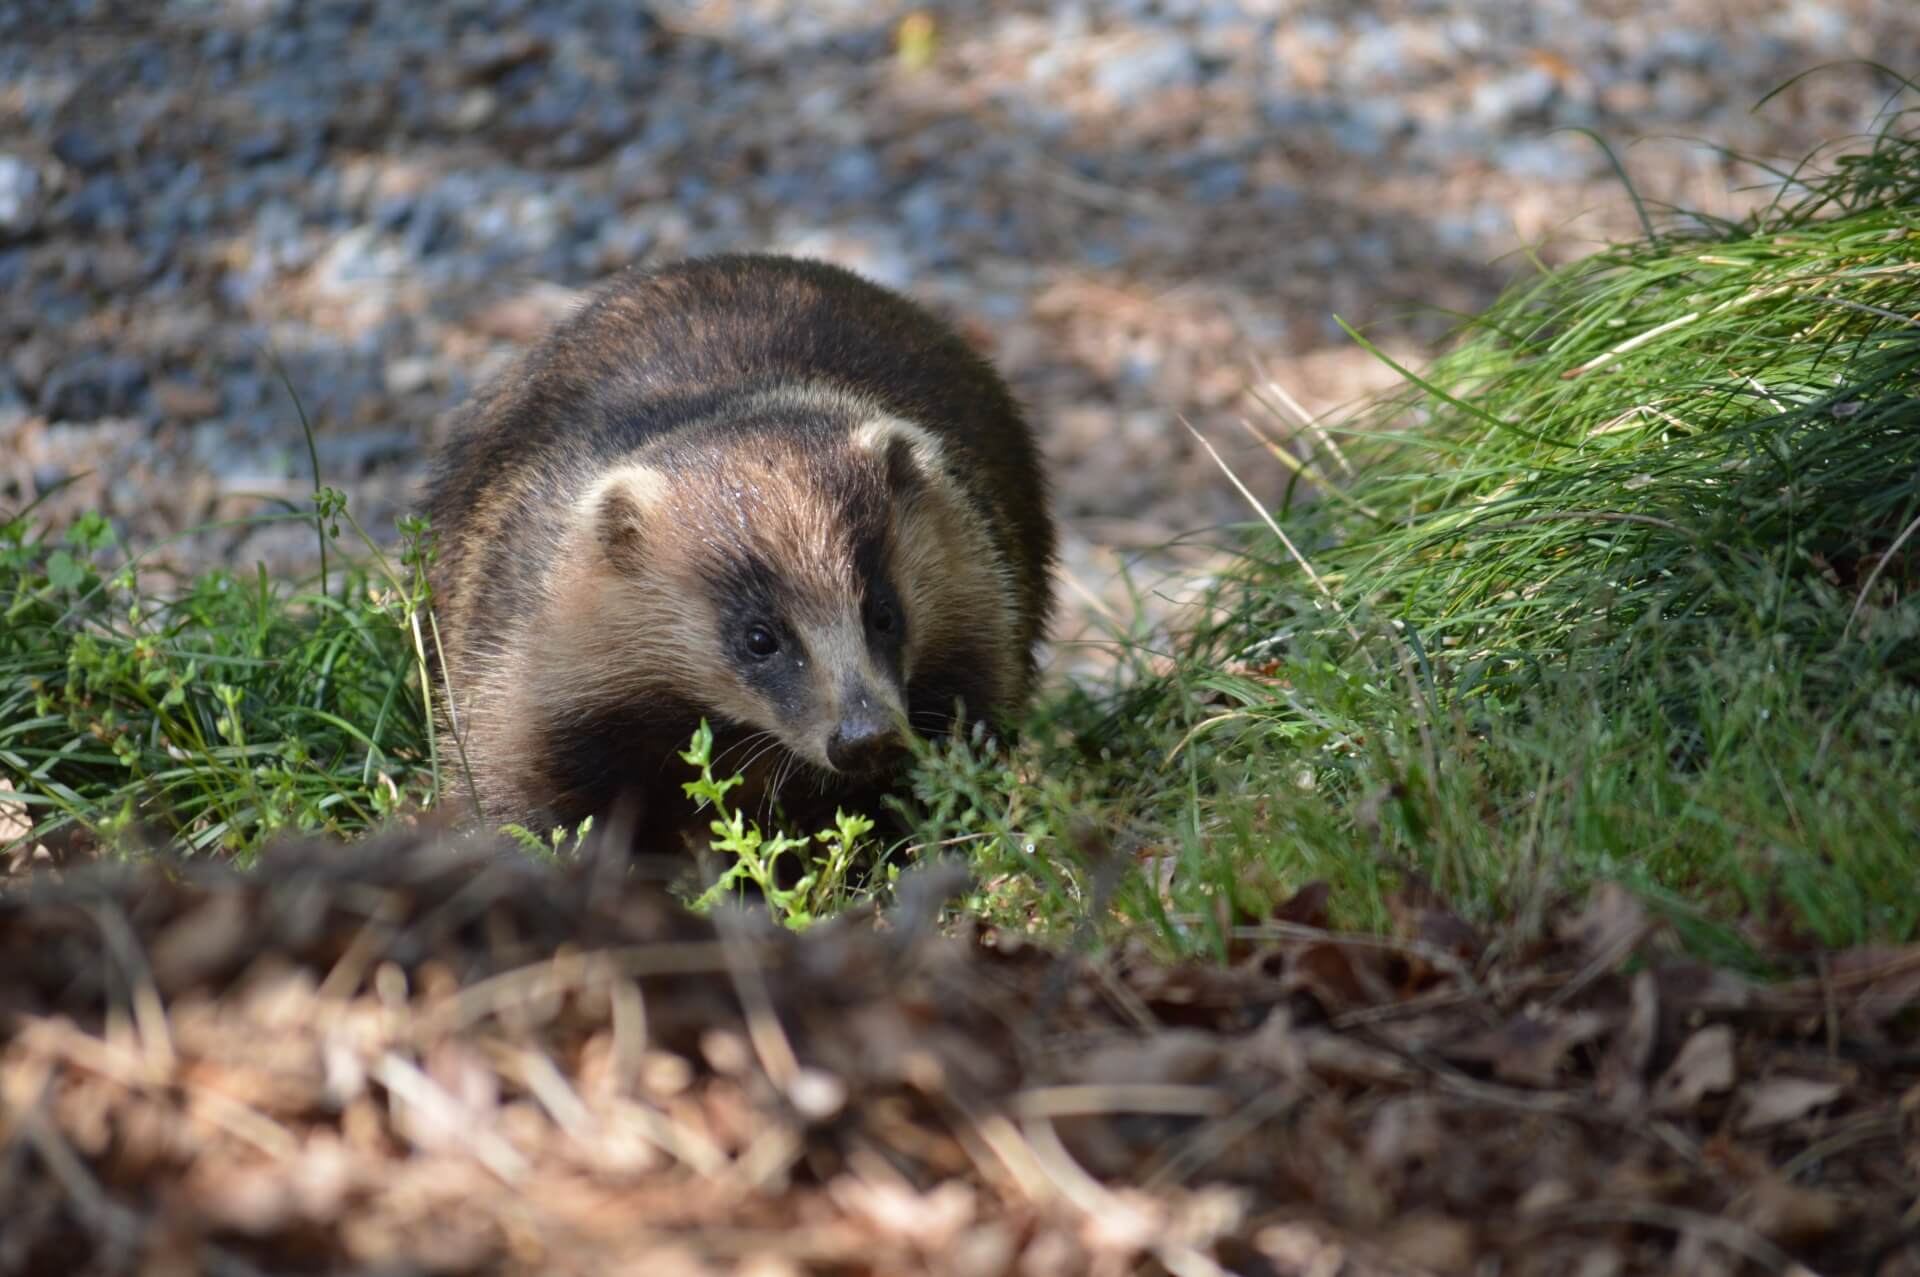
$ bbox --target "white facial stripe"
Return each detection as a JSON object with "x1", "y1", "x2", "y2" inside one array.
[{"x1": 804, "y1": 620, "x2": 905, "y2": 710}]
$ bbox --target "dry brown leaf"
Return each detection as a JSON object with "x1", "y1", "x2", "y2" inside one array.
[
  {"x1": 1074, "y1": 1029, "x2": 1223, "y2": 1087},
  {"x1": 1017, "y1": 1227, "x2": 1086, "y2": 1276},
  {"x1": 1363, "y1": 1095, "x2": 1445, "y2": 1177},
  {"x1": 1514, "y1": 1178, "x2": 1576, "y2": 1218},
  {"x1": 1272, "y1": 880, "x2": 1332, "y2": 929},
  {"x1": 1447, "y1": 1008, "x2": 1609, "y2": 1088},
  {"x1": 1385, "y1": 887, "x2": 1484, "y2": 967},
  {"x1": 290, "y1": 1131, "x2": 356, "y2": 1221},
  {"x1": 1558, "y1": 1243, "x2": 1626, "y2": 1277},
  {"x1": 1554, "y1": 883, "x2": 1651, "y2": 964},
  {"x1": 1254, "y1": 1222, "x2": 1350, "y2": 1273},
  {"x1": 391, "y1": 1040, "x2": 501, "y2": 1156},
  {"x1": 947, "y1": 1222, "x2": 1020, "y2": 1277},
  {"x1": 1653, "y1": 960, "x2": 1752, "y2": 1015},
  {"x1": 1383, "y1": 1209, "x2": 1476, "y2": 1275},
  {"x1": 830, "y1": 1175, "x2": 976, "y2": 1248},
  {"x1": 1737, "y1": 1175, "x2": 1852, "y2": 1246},
  {"x1": 1671, "y1": 1229, "x2": 1741, "y2": 1277},
  {"x1": 1827, "y1": 944, "x2": 1915, "y2": 985},
  {"x1": 150, "y1": 889, "x2": 254, "y2": 992},
  {"x1": 1297, "y1": 1031, "x2": 1420, "y2": 1087},
  {"x1": 1285, "y1": 941, "x2": 1399, "y2": 1015},
  {"x1": 1850, "y1": 947, "x2": 1920, "y2": 1029},
  {"x1": 1737, "y1": 1076, "x2": 1846, "y2": 1132},
  {"x1": 5, "y1": 826, "x2": 1917, "y2": 1276},
  {"x1": 1651, "y1": 1025, "x2": 1737, "y2": 1114},
  {"x1": 1597, "y1": 969, "x2": 1658, "y2": 1112}
]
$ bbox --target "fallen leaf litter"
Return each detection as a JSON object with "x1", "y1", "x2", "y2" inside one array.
[{"x1": 0, "y1": 835, "x2": 1916, "y2": 1276}]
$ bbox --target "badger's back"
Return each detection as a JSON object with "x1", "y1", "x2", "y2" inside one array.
[{"x1": 425, "y1": 255, "x2": 1053, "y2": 832}]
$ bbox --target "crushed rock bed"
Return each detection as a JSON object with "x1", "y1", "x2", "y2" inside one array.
[
  {"x1": 1, "y1": 832, "x2": 1917, "y2": 1277},
  {"x1": 3, "y1": 3, "x2": 1916, "y2": 658}
]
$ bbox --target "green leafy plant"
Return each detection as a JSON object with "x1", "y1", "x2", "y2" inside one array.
[
  {"x1": 501, "y1": 814, "x2": 596, "y2": 861},
  {"x1": 679, "y1": 719, "x2": 883, "y2": 928}
]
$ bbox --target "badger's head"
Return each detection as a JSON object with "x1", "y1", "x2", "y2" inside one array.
[{"x1": 545, "y1": 397, "x2": 1018, "y2": 792}]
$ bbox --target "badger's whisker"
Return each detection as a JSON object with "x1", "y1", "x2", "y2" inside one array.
[
  {"x1": 736, "y1": 737, "x2": 787, "y2": 780},
  {"x1": 714, "y1": 729, "x2": 777, "y2": 773},
  {"x1": 769, "y1": 754, "x2": 803, "y2": 808}
]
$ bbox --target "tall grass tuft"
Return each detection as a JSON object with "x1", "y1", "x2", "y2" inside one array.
[
  {"x1": 1033, "y1": 90, "x2": 1920, "y2": 958},
  {"x1": 0, "y1": 501, "x2": 437, "y2": 858}
]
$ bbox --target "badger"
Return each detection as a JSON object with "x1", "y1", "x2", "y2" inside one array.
[{"x1": 425, "y1": 254, "x2": 1054, "y2": 841}]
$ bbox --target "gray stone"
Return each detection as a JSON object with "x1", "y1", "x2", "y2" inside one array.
[
  {"x1": 1497, "y1": 136, "x2": 1594, "y2": 181},
  {"x1": 1473, "y1": 68, "x2": 1558, "y2": 126},
  {"x1": 585, "y1": 216, "x2": 656, "y2": 272},
  {"x1": 0, "y1": 369, "x2": 27, "y2": 430},
  {"x1": 61, "y1": 174, "x2": 133, "y2": 233},
  {"x1": 232, "y1": 129, "x2": 289, "y2": 164},
  {"x1": 40, "y1": 354, "x2": 149, "y2": 422},
  {"x1": 313, "y1": 429, "x2": 417, "y2": 475},
  {"x1": 384, "y1": 357, "x2": 437, "y2": 396},
  {"x1": 900, "y1": 182, "x2": 948, "y2": 241},
  {"x1": 1654, "y1": 70, "x2": 1715, "y2": 119},
  {"x1": 1348, "y1": 26, "x2": 1408, "y2": 79},
  {"x1": 1182, "y1": 158, "x2": 1247, "y2": 204},
  {"x1": 827, "y1": 149, "x2": 883, "y2": 200},
  {"x1": 51, "y1": 127, "x2": 112, "y2": 173},
  {"x1": 1651, "y1": 27, "x2": 1726, "y2": 68},
  {"x1": 0, "y1": 155, "x2": 42, "y2": 237},
  {"x1": 1092, "y1": 35, "x2": 1200, "y2": 99}
]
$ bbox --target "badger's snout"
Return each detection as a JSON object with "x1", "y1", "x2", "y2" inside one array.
[{"x1": 826, "y1": 695, "x2": 905, "y2": 775}]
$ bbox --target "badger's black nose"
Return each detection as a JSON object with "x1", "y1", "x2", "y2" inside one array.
[{"x1": 827, "y1": 711, "x2": 904, "y2": 774}]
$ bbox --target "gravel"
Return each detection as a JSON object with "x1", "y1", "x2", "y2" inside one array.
[
  {"x1": 0, "y1": 0, "x2": 1914, "y2": 651},
  {"x1": 0, "y1": 154, "x2": 44, "y2": 237}
]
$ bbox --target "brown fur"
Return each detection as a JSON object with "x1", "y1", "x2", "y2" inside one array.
[{"x1": 425, "y1": 255, "x2": 1054, "y2": 839}]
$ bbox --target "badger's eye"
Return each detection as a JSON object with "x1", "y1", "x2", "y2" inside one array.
[
  {"x1": 743, "y1": 625, "x2": 781, "y2": 659},
  {"x1": 869, "y1": 600, "x2": 895, "y2": 635}
]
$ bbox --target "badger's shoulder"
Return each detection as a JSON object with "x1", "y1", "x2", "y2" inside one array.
[{"x1": 435, "y1": 253, "x2": 1044, "y2": 464}]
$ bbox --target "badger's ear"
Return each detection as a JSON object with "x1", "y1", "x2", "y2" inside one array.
[
  {"x1": 585, "y1": 464, "x2": 669, "y2": 572},
  {"x1": 851, "y1": 416, "x2": 947, "y2": 496}
]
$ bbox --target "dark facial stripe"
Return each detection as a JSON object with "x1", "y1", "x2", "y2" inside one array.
[{"x1": 704, "y1": 548, "x2": 785, "y2": 619}]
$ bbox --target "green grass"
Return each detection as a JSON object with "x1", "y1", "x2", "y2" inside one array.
[
  {"x1": 3, "y1": 79, "x2": 1917, "y2": 959},
  {"x1": 935, "y1": 89, "x2": 1920, "y2": 960},
  {"x1": 0, "y1": 495, "x2": 438, "y2": 857}
]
